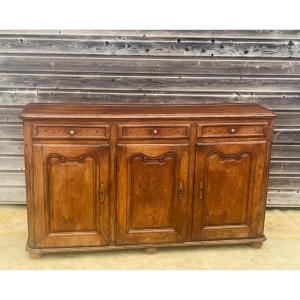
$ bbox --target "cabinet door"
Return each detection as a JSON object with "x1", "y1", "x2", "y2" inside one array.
[
  {"x1": 117, "y1": 144, "x2": 189, "y2": 245},
  {"x1": 33, "y1": 144, "x2": 110, "y2": 248},
  {"x1": 192, "y1": 141, "x2": 267, "y2": 241}
]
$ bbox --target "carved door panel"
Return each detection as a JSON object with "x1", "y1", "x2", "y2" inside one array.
[
  {"x1": 116, "y1": 144, "x2": 189, "y2": 245},
  {"x1": 192, "y1": 141, "x2": 267, "y2": 241},
  {"x1": 33, "y1": 144, "x2": 110, "y2": 248}
]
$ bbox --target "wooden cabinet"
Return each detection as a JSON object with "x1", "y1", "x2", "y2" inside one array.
[{"x1": 20, "y1": 103, "x2": 275, "y2": 257}]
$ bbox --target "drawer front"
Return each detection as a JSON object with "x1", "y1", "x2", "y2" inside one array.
[
  {"x1": 119, "y1": 125, "x2": 190, "y2": 139},
  {"x1": 198, "y1": 123, "x2": 266, "y2": 138},
  {"x1": 33, "y1": 125, "x2": 109, "y2": 139}
]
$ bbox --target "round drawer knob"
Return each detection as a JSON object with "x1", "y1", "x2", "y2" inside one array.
[
  {"x1": 69, "y1": 130, "x2": 75, "y2": 135},
  {"x1": 230, "y1": 128, "x2": 236, "y2": 133},
  {"x1": 153, "y1": 129, "x2": 158, "y2": 135}
]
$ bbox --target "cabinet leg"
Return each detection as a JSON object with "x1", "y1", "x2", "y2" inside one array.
[
  {"x1": 144, "y1": 247, "x2": 158, "y2": 254},
  {"x1": 248, "y1": 242, "x2": 263, "y2": 249},
  {"x1": 29, "y1": 252, "x2": 43, "y2": 259}
]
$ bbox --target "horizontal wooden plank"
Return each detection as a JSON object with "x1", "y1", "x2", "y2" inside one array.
[
  {"x1": 1, "y1": 74, "x2": 300, "y2": 92},
  {"x1": 0, "y1": 172, "x2": 25, "y2": 186},
  {"x1": 0, "y1": 37, "x2": 300, "y2": 58},
  {"x1": 0, "y1": 108, "x2": 22, "y2": 123},
  {"x1": 3, "y1": 56, "x2": 300, "y2": 76},
  {"x1": 0, "y1": 156, "x2": 24, "y2": 171},
  {"x1": 38, "y1": 90, "x2": 300, "y2": 111},
  {"x1": 273, "y1": 128, "x2": 300, "y2": 143},
  {"x1": 0, "y1": 141, "x2": 24, "y2": 155},
  {"x1": 271, "y1": 144, "x2": 300, "y2": 158},
  {"x1": 267, "y1": 190, "x2": 300, "y2": 207},
  {"x1": 0, "y1": 186, "x2": 26, "y2": 204},
  {"x1": 6, "y1": 90, "x2": 237, "y2": 105},
  {"x1": 35, "y1": 91, "x2": 300, "y2": 110},
  {"x1": 37, "y1": 90, "x2": 239, "y2": 104},
  {"x1": 2, "y1": 30, "x2": 300, "y2": 39},
  {"x1": 0, "y1": 90, "x2": 37, "y2": 106},
  {"x1": 0, "y1": 90, "x2": 297, "y2": 111},
  {"x1": 275, "y1": 112, "x2": 300, "y2": 126},
  {"x1": 269, "y1": 176, "x2": 300, "y2": 189},
  {"x1": 270, "y1": 160, "x2": 300, "y2": 174},
  {"x1": 0, "y1": 125, "x2": 22, "y2": 138}
]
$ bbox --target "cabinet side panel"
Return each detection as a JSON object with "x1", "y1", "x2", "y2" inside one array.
[{"x1": 23, "y1": 121, "x2": 36, "y2": 247}]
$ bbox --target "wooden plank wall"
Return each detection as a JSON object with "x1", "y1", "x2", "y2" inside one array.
[{"x1": 0, "y1": 30, "x2": 299, "y2": 207}]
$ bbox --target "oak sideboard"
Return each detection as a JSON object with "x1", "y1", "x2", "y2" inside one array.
[{"x1": 20, "y1": 103, "x2": 275, "y2": 258}]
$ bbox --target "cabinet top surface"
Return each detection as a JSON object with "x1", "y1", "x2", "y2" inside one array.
[{"x1": 20, "y1": 103, "x2": 275, "y2": 119}]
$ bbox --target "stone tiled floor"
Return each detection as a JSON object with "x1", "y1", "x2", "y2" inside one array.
[{"x1": 0, "y1": 206, "x2": 299, "y2": 269}]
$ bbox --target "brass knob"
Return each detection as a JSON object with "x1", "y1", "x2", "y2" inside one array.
[
  {"x1": 69, "y1": 130, "x2": 75, "y2": 135},
  {"x1": 230, "y1": 128, "x2": 236, "y2": 133},
  {"x1": 153, "y1": 129, "x2": 158, "y2": 135}
]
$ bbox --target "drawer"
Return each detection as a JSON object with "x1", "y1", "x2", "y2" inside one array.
[
  {"x1": 33, "y1": 125, "x2": 109, "y2": 139},
  {"x1": 119, "y1": 125, "x2": 190, "y2": 139},
  {"x1": 197, "y1": 123, "x2": 266, "y2": 138}
]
